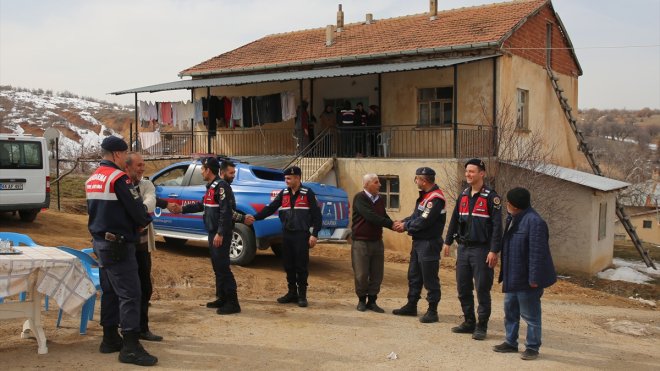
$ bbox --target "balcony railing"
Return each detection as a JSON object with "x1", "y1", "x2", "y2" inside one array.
[{"x1": 135, "y1": 124, "x2": 493, "y2": 159}]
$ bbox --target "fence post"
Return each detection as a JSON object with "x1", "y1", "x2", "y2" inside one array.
[{"x1": 453, "y1": 122, "x2": 458, "y2": 158}]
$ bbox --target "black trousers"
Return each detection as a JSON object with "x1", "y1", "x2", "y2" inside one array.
[
  {"x1": 95, "y1": 240, "x2": 141, "y2": 334},
  {"x1": 207, "y1": 231, "x2": 237, "y2": 298},
  {"x1": 407, "y1": 239, "x2": 441, "y2": 304},
  {"x1": 282, "y1": 231, "x2": 310, "y2": 288},
  {"x1": 456, "y1": 246, "x2": 494, "y2": 322},
  {"x1": 135, "y1": 248, "x2": 152, "y2": 333}
]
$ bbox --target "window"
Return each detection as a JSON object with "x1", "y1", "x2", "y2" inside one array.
[
  {"x1": 153, "y1": 165, "x2": 188, "y2": 187},
  {"x1": 546, "y1": 23, "x2": 553, "y2": 67},
  {"x1": 417, "y1": 87, "x2": 453, "y2": 126},
  {"x1": 516, "y1": 89, "x2": 529, "y2": 130},
  {"x1": 642, "y1": 220, "x2": 652, "y2": 229},
  {"x1": 598, "y1": 202, "x2": 607, "y2": 240},
  {"x1": 378, "y1": 175, "x2": 400, "y2": 210},
  {"x1": 0, "y1": 140, "x2": 43, "y2": 169}
]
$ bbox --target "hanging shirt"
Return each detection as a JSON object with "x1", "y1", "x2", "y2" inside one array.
[
  {"x1": 194, "y1": 99, "x2": 203, "y2": 124},
  {"x1": 281, "y1": 92, "x2": 297, "y2": 121},
  {"x1": 160, "y1": 102, "x2": 172, "y2": 125}
]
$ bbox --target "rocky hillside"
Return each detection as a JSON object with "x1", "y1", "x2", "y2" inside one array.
[{"x1": 0, "y1": 85, "x2": 133, "y2": 157}]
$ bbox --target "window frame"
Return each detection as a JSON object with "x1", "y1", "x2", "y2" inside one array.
[
  {"x1": 377, "y1": 175, "x2": 400, "y2": 211},
  {"x1": 417, "y1": 86, "x2": 454, "y2": 127},
  {"x1": 516, "y1": 88, "x2": 530, "y2": 130},
  {"x1": 598, "y1": 201, "x2": 607, "y2": 241},
  {"x1": 642, "y1": 220, "x2": 652, "y2": 229}
]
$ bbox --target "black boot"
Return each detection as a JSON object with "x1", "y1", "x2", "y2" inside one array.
[
  {"x1": 392, "y1": 299, "x2": 418, "y2": 316},
  {"x1": 217, "y1": 290, "x2": 241, "y2": 315},
  {"x1": 277, "y1": 284, "x2": 298, "y2": 304},
  {"x1": 451, "y1": 316, "x2": 476, "y2": 333},
  {"x1": 297, "y1": 286, "x2": 308, "y2": 307},
  {"x1": 472, "y1": 319, "x2": 488, "y2": 340},
  {"x1": 420, "y1": 302, "x2": 439, "y2": 323},
  {"x1": 99, "y1": 325, "x2": 123, "y2": 353},
  {"x1": 118, "y1": 332, "x2": 158, "y2": 366},
  {"x1": 366, "y1": 295, "x2": 385, "y2": 313},
  {"x1": 357, "y1": 296, "x2": 367, "y2": 312}
]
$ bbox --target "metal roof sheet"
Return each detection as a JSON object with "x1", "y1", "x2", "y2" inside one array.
[
  {"x1": 110, "y1": 55, "x2": 496, "y2": 95},
  {"x1": 507, "y1": 162, "x2": 630, "y2": 192}
]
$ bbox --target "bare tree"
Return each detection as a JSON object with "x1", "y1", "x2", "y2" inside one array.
[{"x1": 441, "y1": 99, "x2": 575, "y2": 241}]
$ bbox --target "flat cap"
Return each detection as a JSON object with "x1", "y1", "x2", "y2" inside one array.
[
  {"x1": 283, "y1": 166, "x2": 302, "y2": 176},
  {"x1": 465, "y1": 158, "x2": 486, "y2": 171},
  {"x1": 415, "y1": 167, "x2": 436, "y2": 176},
  {"x1": 507, "y1": 187, "x2": 531, "y2": 210},
  {"x1": 101, "y1": 136, "x2": 128, "y2": 152},
  {"x1": 201, "y1": 156, "x2": 220, "y2": 170}
]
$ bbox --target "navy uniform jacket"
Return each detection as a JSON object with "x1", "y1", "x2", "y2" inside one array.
[
  {"x1": 182, "y1": 176, "x2": 245, "y2": 236},
  {"x1": 254, "y1": 186, "x2": 322, "y2": 237},
  {"x1": 402, "y1": 184, "x2": 447, "y2": 241},
  {"x1": 445, "y1": 186, "x2": 503, "y2": 253},
  {"x1": 86, "y1": 160, "x2": 152, "y2": 243}
]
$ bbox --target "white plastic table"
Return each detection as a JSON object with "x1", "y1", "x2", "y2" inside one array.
[{"x1": 0, "y1": 246, "x2": 96, "y2": 354}]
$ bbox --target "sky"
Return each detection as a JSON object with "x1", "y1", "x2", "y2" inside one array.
[{"x1": 1, "y1": 0, "x2": 659, "y2": 109}]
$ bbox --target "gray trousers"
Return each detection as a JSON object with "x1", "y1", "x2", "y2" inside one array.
[{"x1": 351, "y1": 239, "x2": 385, "y2": 298}]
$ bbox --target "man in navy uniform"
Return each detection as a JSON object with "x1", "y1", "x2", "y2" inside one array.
[
  {"x1": 443, "y1": 158, "x2": 503, "y2": 340},
  {"x1": 86, "y1": 136, "x2": 157, "y2": 366},
  {"x1": 175, "y1": 158, "x2": 252, "y2": 315},
  {"x1": 392, "y1": 167, "x2": 447, "y2": 323},
  {"x1": 254, "y1": 166, "x2": 322, "y2": 307}
]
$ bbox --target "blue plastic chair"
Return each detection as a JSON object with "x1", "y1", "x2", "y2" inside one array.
[
  {"x1": 55, "y1": 246, "x2": 101, "y2": 335},
  {"x1": 0, "y1": 232, "x2": 44, "y2": 306}
]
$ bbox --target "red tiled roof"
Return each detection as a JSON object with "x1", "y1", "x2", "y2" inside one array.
[{"x1": 180, "y1": 0, "x2": 548, "y2": 76}]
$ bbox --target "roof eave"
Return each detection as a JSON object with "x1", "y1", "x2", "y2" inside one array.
[{"x1": 178, "y1": 42, "x2": 500, "y2": 78}]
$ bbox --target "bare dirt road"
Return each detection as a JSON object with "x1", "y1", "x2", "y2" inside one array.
[{"x1": 0, "y1": 210, "x2": 658, "y2": 370}]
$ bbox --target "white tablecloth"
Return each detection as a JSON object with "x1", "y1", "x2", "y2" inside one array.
[{"x1": 0, "y1": 246, "x2": 96, "y2": 315}]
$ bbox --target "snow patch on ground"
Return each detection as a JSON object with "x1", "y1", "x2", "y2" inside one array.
[
  {"x1": 604, "y1": 319, "x2": 660, "y2": 336},
  {"x1": 596, "y1": 258, "x2": 659, "y2": 285}
]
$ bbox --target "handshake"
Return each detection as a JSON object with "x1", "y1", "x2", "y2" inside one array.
[
  {"x1": 392, "y1": 220, "x2": 405, "y2": 233},
  {"x1": 167, "y1": 203, "x2": 182, "y2": 214}
]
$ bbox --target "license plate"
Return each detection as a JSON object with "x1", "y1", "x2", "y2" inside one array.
[{"x1": 0, "y1": 183, "x2": 24, "y2": 190}]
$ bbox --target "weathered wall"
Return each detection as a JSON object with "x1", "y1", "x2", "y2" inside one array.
[
  {"x1": 497, "y1": 53, "x2": 580, "y2": 168},
  {"x1": 615, "y1": 213, "x2": 660, "y2": 245}
]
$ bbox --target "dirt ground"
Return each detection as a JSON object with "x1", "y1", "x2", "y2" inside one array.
[{"x1": 0, "y1": 210, "x2": 658, "y2": 370}]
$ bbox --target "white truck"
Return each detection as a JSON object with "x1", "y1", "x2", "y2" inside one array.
[{"x1": 0, "y1": 134, "x2": 51, "y2": 222}]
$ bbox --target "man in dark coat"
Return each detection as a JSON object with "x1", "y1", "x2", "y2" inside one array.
[{"x1": 492, "y1": 187, "x2": 557, "y2": 361}]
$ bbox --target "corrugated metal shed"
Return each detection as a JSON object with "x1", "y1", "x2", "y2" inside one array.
[
  {"x1": 110, "y1": 55, "x2": 495, "y2": 95},
  {"x1": 507, "y1": 162, "x2": 630, "y2": 192}
]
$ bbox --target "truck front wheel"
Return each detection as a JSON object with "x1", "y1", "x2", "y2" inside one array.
[{"x1": 230, "y1": 224, "x2": 256, "y2": 266}]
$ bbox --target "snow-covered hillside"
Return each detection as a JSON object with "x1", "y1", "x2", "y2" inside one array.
[{"x1": 0, "y1": 86, "x2": 133, "y2": 157}]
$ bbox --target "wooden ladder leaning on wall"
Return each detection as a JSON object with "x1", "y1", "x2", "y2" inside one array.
[{"x1": 546, "y1": 67, "x2": 656, "y2": 269}]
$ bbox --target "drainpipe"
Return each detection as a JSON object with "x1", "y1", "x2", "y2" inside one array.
[
  {"x1": 207, "y1": 87, "x2": 211, "y2": 154},
  {"x1": 492, "y1": 57, "x2": 498, "y2": 157},
  {"x1": 191, "y1": 89, "x2": 195, "y2": 153},
  {"x1": 453, "y1": 64, "x2": 458, "y2": 158},
  {"x1": 132, "y1": 92, "x2": 137, "y2": 150}
]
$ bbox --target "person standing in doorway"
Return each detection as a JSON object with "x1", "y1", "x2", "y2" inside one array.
[{"x1": 443, "y1": 158, "x2": 503, "y2": 340}]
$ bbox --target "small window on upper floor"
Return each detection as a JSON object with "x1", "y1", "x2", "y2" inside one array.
[
  {"x1": 516, "y1": 88, "x2": 529, "y2": 130},
  {"x1": 418, "y1": 87, "x2": 453, "y2": 127},
  {"x1": 378, "y1": 175, "x2": 400, "y2": 210},
  {"x1": 642, "y1": 220, "x2": 652, "y2": 229}
]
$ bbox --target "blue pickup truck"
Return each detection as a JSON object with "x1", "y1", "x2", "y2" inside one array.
[{"x1": 149, "y1": 157, "x2": 350, "y2": 265}]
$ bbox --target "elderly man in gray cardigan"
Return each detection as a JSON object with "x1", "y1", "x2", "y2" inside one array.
[{"x1": 351, "y1": 174, "x2": 396, "y2": 313}]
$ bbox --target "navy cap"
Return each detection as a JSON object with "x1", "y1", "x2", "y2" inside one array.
[
  {"x1": 283, "y1": 166, "x2": 302, "y2": 176},
  {"x1": 465, "y1": 158, "x2": 486, "y2": 171},
  {"x1": 201, "y1": 157, "x2": 220, "y2": 171},
  {"x1": 415, "y1": 167, "x2": 435, "y2": 176},
  {"x1": 101, "y1": 136, "x2": 128, "y2": 152}
]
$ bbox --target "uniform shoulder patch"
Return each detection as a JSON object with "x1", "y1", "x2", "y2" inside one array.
[
  {"x1": 426, "y1": 202, "x2": 433, "y2": 209},
  {"x1": 493, "y1": 196, "x2": 501, "y2": 209}
]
